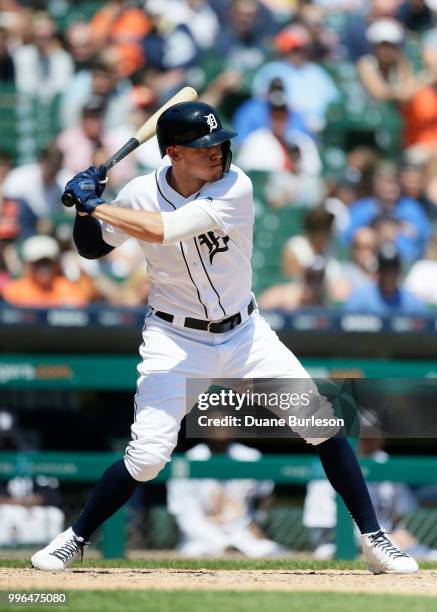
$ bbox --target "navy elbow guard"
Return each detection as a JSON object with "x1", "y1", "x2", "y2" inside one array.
[{"x1": 73, "y1": 214, "x2": 114, "y2": 259}]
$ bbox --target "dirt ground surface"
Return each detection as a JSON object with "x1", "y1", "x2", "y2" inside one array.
[{"x1": 1, "y1": 568, "x2": 437, "y2": 596}]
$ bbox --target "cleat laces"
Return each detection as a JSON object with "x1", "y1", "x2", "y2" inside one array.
[
  {"x1": 369, "y1": 531, "x2": 409, "y2": 560},
  {"x1": 49, "y1": 535, "x2": 86, "y2": 564}
]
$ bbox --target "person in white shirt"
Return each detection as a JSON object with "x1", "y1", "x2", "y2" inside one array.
[
  {"x1": 167, "y1": 438, "x2": 282, "y2": 557},
  {"x1": 3, "y1": 144, "x2": 70, "y2": 220},
  {"x1": 13, "y1": 12, "x2": 74, "y2": 100}
]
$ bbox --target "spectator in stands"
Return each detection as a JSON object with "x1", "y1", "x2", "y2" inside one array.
[
  {"x1": 59, "y1": 54, "x2": 134, "y2": 130},
  {"x1": 297, "y1": 3, "x2": 339, "y2": 62},
  {"x1": 0, "y1": 186, "x2": 37, "y2": 285},
  {"x1": 201, "y1": 68, "x2": 244, "y2": 111},
  {"x1": 2, "y1": 143, "x2": 70, "y2": 224},
  {"x1": 55, "y1": 219, "x2": 150, "y2": 307},
  {"x1": 142, "y1": 0, "x2": 199, "y2": 72},
  {"x1": 282, "y1": 207, "x2": 339, "y2": 279},
  {"x1": 342, "y1": 161, "x2": 430, "y2": 262},
  {"x1": 13, "y1": 11, "x2": 74, "y2": 100},
  {"x1": 258, "y1": 256, "x2": 330, "y2": 311},
  {"x1": 233, "y1": 77, "x2": 310, "y2": 146},
  {"x1": 213, "y1": 0, "x2": 273, "y2": 72},
  {"x1": 167, "y1": 423, "x2": 283, "y2": 557},
  {"x1": 89, "y1": 0, "x2": 150, "y2": 78},
  {"x1": 396, "y1": 0, "x2": 433, "y2": 32},
  {"x1": 0, "y1": 409, "x2": 65, "y2": 547},
  {"x1": 405, "y1": 231, "x2": 437, "y2": 304},
  {"x1": 57, "y1": 96, "x2": 108, "y2": 175},
  {"x1": 342, "y1": 0, "x2": 402, "y2": 61},
  {"x1": 251, "y1": 24, "x2": 339, "y2": 131},
  {"x1": 2, "y1": 235, "x2": 88, "y2": 308},
  {"x1": 357, "y1": 18, "x2": 421, "y2": 104},
  {"x1": 0, "y1": 208, "x2": 19, "y2": 298},
  {"x1": 257, "y1": 208, "x2": 341, "y2": 310},
  {"x1": 140, "y1": 0, "x2": 220, "y2": 51},
  {"x1": 0, "y1": 26, "x2": 14, "y2": 83},
  {"x1": 180, "y1": 0, "x2": 221, "y2": 50},
  {"x1": 402, "y1": 28, "x2": 437, "y2": 159},
  {"x1": 236, "y1": 84, "x2": 323, "y2": 206},
  {"x1": 64, "y1": 22, "x2": 96, "y2": 72},
  {"x1": 54, "y1": 223, "x2": 102, "y2": 306},
  {"x1": 344, "y1": 242, "x2": 426, "y2": 314},
  {"x1": 399, "y1": 160, "x2": 437, "y2": 219},
  {"x1": 128, "y1": 87, "x2": 165, "y2": 171},
  {"x1": 0, "y1": 153, "x2": 35, "y2": 243},
  {"x1": 57, "y1": 96, "x2": 136, "y2": 185},
  {"x1": 332, "y1": 227, "x2": 378, "y2": 302},
  {"x1": 324, "y1": 171, "x2": 362, "y2": 235},
  {"x1": 325, "y1": 148, "x2": 380, "y2": 234}
]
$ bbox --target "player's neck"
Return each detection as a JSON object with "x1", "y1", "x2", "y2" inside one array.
[{"x1": 167, "y1": 167, "x2": 206, "y2": 198}]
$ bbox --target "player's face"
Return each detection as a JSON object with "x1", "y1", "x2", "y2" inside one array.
[{"x1": 173, "y1": 144, "x2": 224, "y2": 182}]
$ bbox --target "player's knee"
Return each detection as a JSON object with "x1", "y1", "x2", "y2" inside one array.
[{"x1": 123, "y1": 447, "x2": 169, "y2": 482}]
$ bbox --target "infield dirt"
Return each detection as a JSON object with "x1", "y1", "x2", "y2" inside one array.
[{"x1": 1, "y1": 568, "x2": 437, "y2": 596}]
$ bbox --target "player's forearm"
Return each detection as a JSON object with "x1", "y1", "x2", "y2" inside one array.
[{"x1": 92, "y1": 204, "x2": 164, "y2": 243}]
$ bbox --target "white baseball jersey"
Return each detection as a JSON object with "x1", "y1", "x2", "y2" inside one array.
[{"x1": 100, "y1": 164, "x2": 254, "y2": 320}]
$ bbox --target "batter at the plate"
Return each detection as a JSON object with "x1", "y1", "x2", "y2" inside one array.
[{"x1": 31, "y1": 101, "x2": 418, "y2": 575}]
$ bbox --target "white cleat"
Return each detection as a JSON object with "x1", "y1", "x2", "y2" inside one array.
[
  {"x1": 31, "y1": 527, "x2": 88, "y2": 571},
  {"x1": 361, "y1": 530, "x2": 419, "y2": 574}
]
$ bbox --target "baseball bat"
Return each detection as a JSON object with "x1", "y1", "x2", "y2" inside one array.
[{"x1": 62, "y1": 86, "x2": 198, "y2": 207}]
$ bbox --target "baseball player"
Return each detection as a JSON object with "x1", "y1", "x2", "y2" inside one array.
[{"x1": 31, "y1": 102, "x2": 417, "y2": 574}]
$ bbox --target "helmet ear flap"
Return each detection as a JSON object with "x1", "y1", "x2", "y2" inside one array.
[{"x1": 221, "y1": 141, "x2": 232, "y2": 173}]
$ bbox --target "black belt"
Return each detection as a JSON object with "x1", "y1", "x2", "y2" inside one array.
[{"x1": 155, "y1": 299, "x2": 255, "y2": 333}]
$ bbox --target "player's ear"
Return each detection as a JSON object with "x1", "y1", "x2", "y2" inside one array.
[{"x1": 167, "y1": 146, "x2": 181, "y2": 163}]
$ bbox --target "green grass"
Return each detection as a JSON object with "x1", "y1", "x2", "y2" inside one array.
[
  {"x1": 0, "y1": 591, "x2": 436, "y2": 612},
  {"x1": 2, "y1": 558, "x2": 437, "y2": 570}
]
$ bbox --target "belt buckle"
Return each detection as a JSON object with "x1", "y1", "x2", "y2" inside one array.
[{"x1": 206, "y1": 320, "x2": 215, "y2": 333}]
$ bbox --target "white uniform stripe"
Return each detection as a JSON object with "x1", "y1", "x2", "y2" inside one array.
[{"x1": 193, "y1": 236, "x2": 227, "y2": 317}]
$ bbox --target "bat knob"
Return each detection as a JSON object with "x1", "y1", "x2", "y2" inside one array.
[{"x1": 62, "y1": 191, "x2": 76, "y2": 208}]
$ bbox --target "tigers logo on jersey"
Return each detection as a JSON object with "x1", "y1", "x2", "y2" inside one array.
[
  {"x1": 204, "y1": 113, "x2": 218, "y2": 132},
  {"x1": 198, "y1": 231, "x2": 230, "y2": 264}
]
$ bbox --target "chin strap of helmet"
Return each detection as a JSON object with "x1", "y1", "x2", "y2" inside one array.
[{"x1": 221, "y1": 141, "x2": 232, "y2": 173}]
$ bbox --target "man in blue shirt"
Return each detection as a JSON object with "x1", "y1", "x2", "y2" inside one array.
[
  {"x1": 342, "y1": 161, "x2": 430, "y2": 263},
  {"x1": 344, "y1": 243, "x2": 427, "y2": 315},
  {"x1": 233, "y1": 77, "x2": 310, "y2": 146},
  {"x1": 249, "y1": 24, "x2": 339, "y2": 133}
]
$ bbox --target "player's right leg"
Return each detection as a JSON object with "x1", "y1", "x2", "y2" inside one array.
[
  {"x1": 31, "y1": 316, "x2": 214, "y2": 571},
  {"x1": 221, "y1": 310, "x2": 418, "y2": 574}
]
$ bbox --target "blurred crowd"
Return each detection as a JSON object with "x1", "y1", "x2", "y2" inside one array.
[{"x1": 2, "y1": 0, "x2": 437, "y2": 313}]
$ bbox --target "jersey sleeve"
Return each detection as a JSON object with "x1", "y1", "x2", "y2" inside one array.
[
  {"x1": 161, "y1": 203, "x2": 219, "y2": 244},
  {"x1": 193, "y1": 167, "x2": 254, "y2": 236}
]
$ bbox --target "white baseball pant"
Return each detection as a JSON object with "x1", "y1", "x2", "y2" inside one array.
[{"x1": 124, "y1": 308, "x2": 338, "y2": 482}]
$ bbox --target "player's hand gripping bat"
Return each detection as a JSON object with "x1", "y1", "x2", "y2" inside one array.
[{"x1": 61, "y1": 86, "x2": 198, "y2": 208}]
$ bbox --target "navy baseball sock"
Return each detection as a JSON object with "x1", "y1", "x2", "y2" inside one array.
[
  {"x1": 315, "y1": 435, "x2": 380, "y2": 534},
  {"x1": 73, "y1": 459, "x2": 139, "y2": 540}
]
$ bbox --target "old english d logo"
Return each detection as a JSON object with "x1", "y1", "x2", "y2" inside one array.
[
  {"x1": 204, "y1": 113, "x2": 218, "y2": 132},
  {"x1": 199, "y1": 231, "x2": 230, "y2": 264}
]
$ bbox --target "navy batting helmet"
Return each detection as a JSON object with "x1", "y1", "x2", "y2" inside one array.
[{"x1": 156, "y1": 101, "x2": 237, "y2": 171}]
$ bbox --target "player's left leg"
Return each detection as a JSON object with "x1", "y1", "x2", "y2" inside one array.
[{"x1": 222, "y1": 310, "x2": 418, "y2": 573}]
